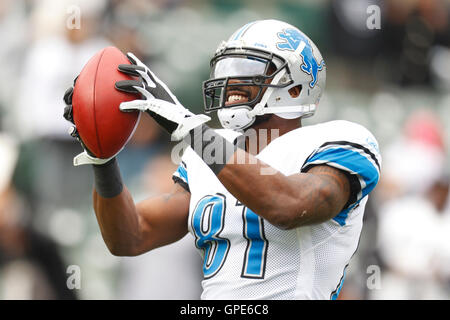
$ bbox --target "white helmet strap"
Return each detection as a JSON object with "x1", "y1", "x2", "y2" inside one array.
[{"x1": 264, "y1": 104, "x2": 316, "y2": 114}]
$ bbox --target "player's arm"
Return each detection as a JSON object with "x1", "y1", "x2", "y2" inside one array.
[
  {"x1": 216, "y1": 150, "x2": 350, "y2": 229},
  {"x1": 92, "y1": 173, "x2": 190, "y2": 256},
  {"x1": 63, "y1": 82, "x2": 190, "y2": 257}
]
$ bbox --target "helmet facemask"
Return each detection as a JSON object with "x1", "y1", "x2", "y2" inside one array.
[{"x1": 202, "y1": 47, "x2": 293, "y2": 115}]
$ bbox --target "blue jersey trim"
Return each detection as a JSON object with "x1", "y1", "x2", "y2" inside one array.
[
  {"x1": 331, "y1": 270, "x2": 346, "y2": 300},
  {"x1": 175, "y1": 164, "x2": 189, "y2": 185},
  {"x1": 333, "y1": 207, "x2": 351, "y2": 227},
  {"x1": 305, "y1": 147, "x2": 379, "y2": 226},
  {"x1": 333, "y1": 200, "x2": 361, "y2": 226},
  {"x1": 305, "y1": 147, "x2": 379, "y2": 198}
]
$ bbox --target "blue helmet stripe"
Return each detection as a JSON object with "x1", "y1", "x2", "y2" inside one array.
[{"x1": 232, "y1": 21, "x2": 257, "y2": 41}]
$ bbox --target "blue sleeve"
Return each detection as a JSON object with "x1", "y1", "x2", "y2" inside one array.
[
  {"x1": 172, "y1": 161, "x2": 190, "y2": 192},
  {"x1": 302, "y1": 141, "x2": 381, "y2": 208}
]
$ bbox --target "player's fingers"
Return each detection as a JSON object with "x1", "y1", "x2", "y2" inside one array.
[
  {"x1": 126, "y1": 52, "x2": 146, "y2": 68},
  {"x1": 139, "y1": 70, "x2": 156, "y2": 88},
  {"x1": 115, "y1": 80, "x2": 143, "y2": 93},
  {"x1": 125, "y1": 52, "x2": 157, "y2": 88},
  {"x1": 125, "y1": 52, "x2": 138, "y2": 65},
  {"x1": 63, "y1": 105, "x2": 74, "y2": 123},
  {"x1": 63, "y1": 86, "x2": 74, "y2": 105},
  {"x1": 119, "y1": 100, "x2": 148, "y2": 112},
  {"x1": 133, "y1": 85, "x2": 156, "y2": 100},
  {"x1": 68, "y1": 126, "x2": 77, "y2": 137},
  {"x1": 142, "y1": 68, "x2": 180, "y2": 105},
  {"x1": 117, "y1": 64, "x2": 144, "y2": 77}
]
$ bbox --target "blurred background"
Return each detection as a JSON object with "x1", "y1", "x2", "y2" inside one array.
[{"x1": 0, "y1": 0, "x2": 449, "y2": 300}]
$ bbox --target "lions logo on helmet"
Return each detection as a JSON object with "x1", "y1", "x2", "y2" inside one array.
[
  {"x1": 202, "y1": 19, "x2": 326, "y2": 131},
  {"x1": 276, "y1": 29, "x2": 325, "y2": 88}
]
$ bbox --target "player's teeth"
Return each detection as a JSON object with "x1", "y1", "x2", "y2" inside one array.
[{"x1": 228, "y1": 95, "x2": 244, "y2": 102}]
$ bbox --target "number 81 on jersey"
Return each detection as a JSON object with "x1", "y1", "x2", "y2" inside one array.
[{"x1": 191, "y1": 194, "x2": 268, "y2": 279}]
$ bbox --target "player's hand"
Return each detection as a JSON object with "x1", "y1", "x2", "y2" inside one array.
[
  {"x1": 63, "y1": 80, "x2": 114, "y2": 166},
  {"x1": 115, "y1": 52, "x2": 210, "y2": 140}
]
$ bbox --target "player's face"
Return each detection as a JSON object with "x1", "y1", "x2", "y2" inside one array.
[
  {"x1": 225, "y1": 80, "x2": 260, "y2": 107},
  {"x1": 224, "y1": 64, "x2": 276, "y2": 107}
]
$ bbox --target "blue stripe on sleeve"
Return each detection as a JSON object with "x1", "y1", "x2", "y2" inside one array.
[
  {"x1": 305, "y1": 147, "x2": 380, "y2": 226},
  {"x1": 305, "y1": 147, "x2": 379, "y2": 198},
  {"x1": 175, "y1": 164, "x2": 189, "y2": 185}
]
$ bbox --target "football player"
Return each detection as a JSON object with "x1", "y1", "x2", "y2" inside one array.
[{"x1": 63, "y1": 19, "x2": 381, "y2": 299}]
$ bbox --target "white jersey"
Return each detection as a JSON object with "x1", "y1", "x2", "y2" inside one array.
[{"x1": 172, "y1": 120, "x2": 381, "y2": 300}]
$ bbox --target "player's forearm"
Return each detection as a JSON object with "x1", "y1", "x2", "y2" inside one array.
[
  {"x1": 217, "y1": 149, "x2": 346, "y2": 229},
  {"x1": 217, "y1": 152, "x2": 303, "y2": 229},
  {"x1": 93, "y1": 174, "x2": 191, "y2": 256},
  {"x1": 93, "y1": 187, "x2": 144, "y2": 256},
  {"x1": 91, "y1": 159, "x2": 144, "y2": 256}
]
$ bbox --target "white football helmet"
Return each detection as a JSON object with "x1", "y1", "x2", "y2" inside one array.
[{"x1": 202, "y1": 19, "x2": 326, "y2": 130}]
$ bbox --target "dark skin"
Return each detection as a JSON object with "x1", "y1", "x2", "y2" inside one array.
[{"x1": 93, "y1": 78, "x2": 351, "y2": 256}]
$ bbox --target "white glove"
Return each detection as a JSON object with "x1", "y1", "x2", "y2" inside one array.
[
  {"x1": 68, "y1": 127, "x2": 114, "y2": 166},
  {"x1": 120, "y1": 94, "x2": 210, "y2": 141},
  {"x1": 115, "y1": 52, "x2": 210, "y2": 141}
]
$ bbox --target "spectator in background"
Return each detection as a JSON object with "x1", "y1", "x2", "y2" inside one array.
[
  {"x1": 382, "y1": 0, "x2": 450, "y2": 87},
  {"x1": 15, "y1": 0, "x2": 110, "y2": 140},
  {"x1": 373, "y1": 109, "x2": 450, "y2": 299},
  {"x1": 379, "y1": 109, "x2": 446, "y2": 202},
  {"x1": 0, "y1": 133, "x2": 76, "y2": 300},
  {"x1": 328, "y1": 0, "x2": 384, "y2": 59},
  {"x1": 374, "y1": 175, "x2": 450, "y2": 299},
  {"x1": 13, "y1": 0, "x2": 110, "y2": 210},
  {"x1": 0, "y1": 0, "x2": 29, "y2": 127},
  {"x1": 328, "y1": 0, "x2": 450, "y2": 88}
]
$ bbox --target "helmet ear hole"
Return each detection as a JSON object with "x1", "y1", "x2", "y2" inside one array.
[{"x1": 288, "y1": 85, "x2": 302, "y2": 98}]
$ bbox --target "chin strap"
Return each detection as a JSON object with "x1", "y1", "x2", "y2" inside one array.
[{"x1": 264, "y1": 104, "x2": 316, "y2": 115}]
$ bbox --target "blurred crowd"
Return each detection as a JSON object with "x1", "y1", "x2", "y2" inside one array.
[{"x1": 0, "y1": 0, "x2": 449, "y2": 299}]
